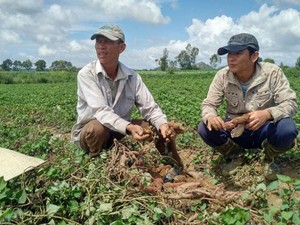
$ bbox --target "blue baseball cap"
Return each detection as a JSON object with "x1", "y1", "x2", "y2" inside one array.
[{"x1": 217, "y1": 33, "x2": 259, "y2": 55}]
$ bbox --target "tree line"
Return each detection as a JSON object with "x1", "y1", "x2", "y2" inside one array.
[
  {"x1": 2, "y1": 46, "x2": 300, "y2": 72},
  {"x1": 0, "y1": 59, "x2": 78, "y2": 71},
  {"x1": 156, "y1": 43, "x2": 300, "y2": 71}
]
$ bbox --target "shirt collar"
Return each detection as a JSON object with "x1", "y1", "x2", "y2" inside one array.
[{"x1": 96, "y1": 60, "x2": 129, "y2": 80}]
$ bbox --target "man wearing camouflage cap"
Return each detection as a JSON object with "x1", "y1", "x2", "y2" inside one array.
[
  {"x1": 71, "y1": 24, "x2": 183, "y2": 167},
  {"x1": 197, "y1": 33, "x2": 298, "y2": 180}
]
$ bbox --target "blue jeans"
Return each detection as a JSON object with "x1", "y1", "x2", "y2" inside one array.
[{"x1": 197, "y1": 118, "x2": 298, "y2": 150}]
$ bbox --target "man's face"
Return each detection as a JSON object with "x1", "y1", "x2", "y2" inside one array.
[
  {"x1": 95, "y1": 36, "x2": 125, "y2": 65},
  {"x1": 227, "y1": 49, "x2": 258, "y2": 74}
]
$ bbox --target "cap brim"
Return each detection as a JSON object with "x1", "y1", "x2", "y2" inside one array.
[
  {"x1": 90, "y1": 34, "x2": 98, "y2": 40},
  {"x1": 90, "y1": 31, "x2": 119, "y2": 41},
  {"x1": 217, "y1": 45, "x2": 248, "y2": 55}
]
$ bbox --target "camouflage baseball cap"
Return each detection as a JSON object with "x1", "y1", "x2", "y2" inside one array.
[
  {"x1": 217, "y1": 33, "x2": 259, "y2": 55},
  {"x1": 91, "y1": 24, "x2": 125, "y2": 42}
]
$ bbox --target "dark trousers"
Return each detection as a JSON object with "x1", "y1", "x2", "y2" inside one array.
[{"x1": 197, "y1": 118, "x2": 298, "y2": 150}]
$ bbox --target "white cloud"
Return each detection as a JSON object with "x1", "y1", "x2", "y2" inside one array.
[
  {"x1": 0, "y1": 1, "x2": 300, "y2": 69},
  {"x1": 0, "y1": 0, "x2": 43, "y2": 13},
  {"x1": 80, "y1": 0, "x2": 171, "y2": 24},
  {"x1": 69, "y1": 40, "x2": 83, "y2": 52},
  {"x1": 0, "y1": 30, "x2": 20, "y2": 43},
  {"x1": 0, "y1": 0, "x2": 174, "y2": 68},
  {"x1": 38, "y1": 45, "x2": 57, "y2": 57},
  {"x1": 144, "y1": 4, "x2": 300, "y2": 69}
]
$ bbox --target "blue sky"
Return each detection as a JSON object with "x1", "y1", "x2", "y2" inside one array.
[{"x1": 1, "y1": 0, "x2": 300, "y2": 69}]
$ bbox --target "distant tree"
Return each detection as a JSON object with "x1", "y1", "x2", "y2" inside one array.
[
  {"x1": 22, "y1": 59, "x2": 33, "y2": 70},
  {"x1": 35, "y1": 59, "x2": 47, "y2": 71},
  {"x1": 13, "y1": 60, "x2": 22, "y2": 71},
  {"x1": 50, "y1": 60, "x2": 74, "y2": 71},
  {"x1": 169, "y1": 60, "x2": 177, "y2": 70},
  {"x1": 175, "y1": 43, "x2": 199, "y2": 70},
  {"x1": 156, "y1": 48, "x2": 169, "y2": 71},
  {"x1": 296, "y1": 56, "x2": 300, "y2": 67},
  {"x1": 209, "y1": 54, "x2": 221, "y2": 68},
  {"x1": 176, "y1": 50, "x2": 189, "y2": 70},
  {"x1": 263, "y1": 58, "x2": 275, "y2": 64},
  {"x1": 1, "y1": 59, "x2": 13, "y2": 71}
]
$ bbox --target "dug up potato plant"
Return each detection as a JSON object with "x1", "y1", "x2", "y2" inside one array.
[{"x1": 0, "y1": 70, "x2": 300, "y2": 225}]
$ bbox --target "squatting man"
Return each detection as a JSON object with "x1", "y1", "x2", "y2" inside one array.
[
  {"x1": 71, "y1": 24, "x2": 183, "y2": 167},
  {"x1": 197, "y1": 33, "x2": 298, "y2": 180}
]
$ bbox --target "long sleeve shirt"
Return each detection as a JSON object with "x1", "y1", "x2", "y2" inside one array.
[
  {"x1": 71, "y1": 60, "x2": 167, "y2": 144},
  {"x1": 201, "y1": 62, "x2": 298, "y2": 123}
]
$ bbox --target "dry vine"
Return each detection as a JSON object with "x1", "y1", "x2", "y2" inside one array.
[{"x1": 100, "y1": 121, "x2": 272, "y2": 224}]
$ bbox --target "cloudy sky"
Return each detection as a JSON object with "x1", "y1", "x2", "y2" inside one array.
[{"x1": 1, "y1": 0, "x2": 300, "y2": 69}]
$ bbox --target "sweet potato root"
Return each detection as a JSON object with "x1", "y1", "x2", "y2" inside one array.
[{"x1": 224, "y1": 113, "x2": 250, "y2": 138}]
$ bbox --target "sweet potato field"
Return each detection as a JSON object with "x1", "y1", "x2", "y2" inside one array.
[{"x1": 0, "y1": 69, "x2": 300, "y2": 224}]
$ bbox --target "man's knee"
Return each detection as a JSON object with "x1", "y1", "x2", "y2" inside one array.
[
  {"x1": 197, "y1": 121, "x2": 207, "y2": 137},
  {"x1": 80, "y1": 120, "x2": 109, "y2": 156},
  {"x1": 267, "y1": 118, "x2": 298, "y2": 149},
  {"x1": 84, "y1": 120, "x2": 107, "y2": 137}
]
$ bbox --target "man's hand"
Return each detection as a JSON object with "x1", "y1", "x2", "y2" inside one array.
[
  {"x1": 207, "y1": 116, "x2": 227, "y2": 131},
  {"x1": 245, "y1": 110, "x2": 273, "y2": 131},
  {"x1": 126, "y1": 124, "x2": 152, "y2": 141},
  {"x1": 159, "y1": 123, "x2": 170, "y2": 139}
]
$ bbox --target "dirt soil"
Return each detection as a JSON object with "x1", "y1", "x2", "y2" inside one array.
[{"x1": 103, "y1": 133, "x2": 300, "y2": 224}]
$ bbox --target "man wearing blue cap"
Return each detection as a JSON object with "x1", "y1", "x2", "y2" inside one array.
[
  {"x1": 197, "y1": 33, "x2": 298, "y2": 180},
  {"x1": 71, "y1": 24, "x2": 183, "y2": 167}
]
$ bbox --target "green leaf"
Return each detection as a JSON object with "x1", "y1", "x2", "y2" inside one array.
[
  {"x1": 69, "y1": 200, "x2": 79, "y2": 213},
  {"x1": 153, "y1": 207, "x2": 163, "y2": 214},
  {"x1": 294, "y1": 185, "x2": 300, "y2": 191},
  {"x1": 46, "y1": 203, "x2": 60, "y2": 216},
  {"x1": 222, "y1": 213, "x2": 236, "y2": 224},
  {"x1": 46, "y1": 166, "x2": 58, "y2": 177},
  {"x1": 256, "y1": 183, "x2": 267, "y2": 191},
  {"x1": 99, "y1": 203, "x2": 113, "y2": 213},
  {"x1": 269, "y1": 205, "x2": 279, "y2": 214},
  {"x1": 153, "y1": 213, "x2": 161, "y2": 221},
  {"x1": 277, "y1": 174, "x2": 292, "y2": 183},
  {"x1": 281, "y1": 203, "x2": 290, "y2": 211},
  {"x1": 88, "y1": 163, "x2": 96, "y2": 170},
  {"x1": 0, "y1": 192, "x2": 8, "y2": 202},
  {"x1": 292, "y1": 213, "x2": 300, "y2": 225},
  {"x1": 263, "y1": 212, "x2": 273, "y2": 223},
  {"x1": 0, "y1": 208, "x2": 13, "y2": 221},
  {"x1": 0, "y1": 177, "x2": 7, "y2": 192},
  {"x1": 294, "y1": 178, "x2": 300, "y2": 185},
  {"x1": 15, "y1": 190, "x2": 27, "y2": 204},
  {"x1": 165, "y1": 207, "x2": 173, "y2": 218},
  {"x1": 122, "y1": 206, "x2": 136, "y2": 219},
  {"x1": 136, "y1": 215, "x2": 152, "y2": 225},
  {"x1": 110, "y1": 220, "x2": 123, "y2": 225},
  {"x1": 282, "y1": 211, "x2": 293, "y2": 221},
  {"x1": 48, "y1": 219, "x2": 56, "y2": 225},
  {"x1": 72, "y1": 189, "x2": 82, "y2": 198},
  {"x1": 267, "y1": 180, "x2": 279, "y2": 190}
]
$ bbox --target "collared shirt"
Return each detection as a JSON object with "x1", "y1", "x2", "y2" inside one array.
[
  {"x1": 71, "y1": 60, "x2": 168, "y2": 144},
  {"x1": 239, "y1": 79, "x2": 251, "y2": 98},
  {"x1": 201, "y1": 62, "x2": 298, "y2": 123},
  {"x1": 102, "y1": 67, "x2": 125, "y2": 102}
]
